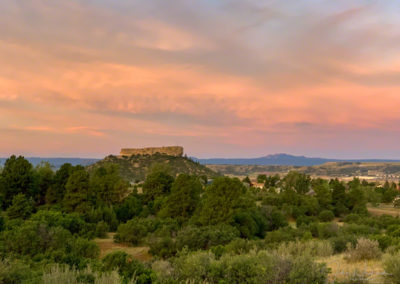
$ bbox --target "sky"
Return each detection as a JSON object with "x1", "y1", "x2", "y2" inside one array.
[{"x1": 1, "y1": 0, "x2": 400, "y2": 159}]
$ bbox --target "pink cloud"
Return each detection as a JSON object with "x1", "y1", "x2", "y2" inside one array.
[{"x1": 1, "y1": 0, "x2": 400, "y2": 158}]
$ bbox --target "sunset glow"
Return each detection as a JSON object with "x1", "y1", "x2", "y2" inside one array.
[{"x1": 1, "y1": 1, "x2": 400, "y2": 158}]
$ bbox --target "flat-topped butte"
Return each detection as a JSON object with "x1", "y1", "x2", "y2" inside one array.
[{"x1": 120, "y1": 146, "x2": 184, "y2": 157}]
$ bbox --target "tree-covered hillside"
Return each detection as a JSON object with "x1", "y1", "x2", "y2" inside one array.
[{"x1": 89, "y1": 153, "x2": 218, "y2": 182}]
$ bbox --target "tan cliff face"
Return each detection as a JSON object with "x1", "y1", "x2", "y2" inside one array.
[{"x1": 120, "y1": 146, "x2": 184, "y2": 157}]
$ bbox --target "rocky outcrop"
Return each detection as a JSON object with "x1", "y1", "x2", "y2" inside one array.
[{"x1": 120, "y1": 146, "x2": 184, "y2": 157}]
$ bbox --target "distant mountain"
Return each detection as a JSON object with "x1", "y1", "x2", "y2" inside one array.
[
  {"x1": 194, "y1": 153, "x2": 400, "y2": 166},
  {"x1": 88, "y1": 154, "x2": 218, "y2": 182},
  {"x1": 0, "y1": 157, "x2": 99, "y2": 168}
]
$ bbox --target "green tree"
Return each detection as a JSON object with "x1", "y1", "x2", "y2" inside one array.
[
  {"x1": 6, "y1": 193, "x2": 34, "y2": 219},
  {"x1": 158, "y1": 174, "x2": 202, "y2": 219},
  {"x1": 330, "y1": 179, "x2": 348, "y2": 216},
  {"x1": 90, "y1": 164, "x2": 129, "y2": 206},
  {"x1": 34, "y1": 162, "x2": 54, "y2": 205},
  {"x1": 256, "y1": 174, "x2": 267, "y2": 183},
  {"x1": 45, "y1": 163, "x2": 73, "y2": 204},
  {"x1": 280, "y1": 171, "x2": 311, "y2": 194},
  {"x1": 63, "y1": 168, "x2": 91, "y2": 213},
  {"x1": 264, "y1": 174, "x2": 280, "y2": 188},
  {"x1": 115, "y1": 193, "x2": 143, "y2": 223},
  {"x1": 242, "y1": 176, "x2": 252, "y2": 187},
  {"x1": 347, "y1": 178, "x2": 367, "y2": 214},
  {"x1": 195, "y1": 177, "x2": 252, "y2": 226},
  {"x1": 142, "y1": 166, "x2": 174, "y2": 202},
  {"x1": 0, "y1": 155, "x2": 35, "y2": 208},
  {"x1": 313, "y1": 179, "x2": 332, "y2": 211},
  {"x1": 382, "y1": 180, "x2": 399, "y2": 203}
]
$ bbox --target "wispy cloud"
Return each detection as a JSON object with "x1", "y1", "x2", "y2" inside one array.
[{"x1": 1, "y1": 0, "x2": 400, "y2": 158}]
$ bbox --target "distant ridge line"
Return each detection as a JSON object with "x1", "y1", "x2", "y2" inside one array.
[
  {"x1": 193, "y1": 153, "x2": 400, "y2": 166},
  {"x1": 1, "y1": 153, "x2": 400, "y2": 168}
]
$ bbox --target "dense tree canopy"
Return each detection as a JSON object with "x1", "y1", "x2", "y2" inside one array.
[
  {"x1": 0, "y1": 155, "x2": 35, "y2": 208},
  {"x1": 0, "y1": 154, "x2": 399, "y2": 283}
]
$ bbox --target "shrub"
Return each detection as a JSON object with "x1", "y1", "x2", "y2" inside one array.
[
  {"x1": 95, "y1": 221, "x2": 109, "y2": 238},
  {"x1": 0, "y1": 259, "x2": 41, "y2": 283},
  {"x1": 114, "y1": 218, "x2": 155, "y2": 245},
  {"x1": 164, "y1": 250, "x2": 328, "y2": 283},
  {"x1": 383, "y1": 252, "x2": 400, "y2": 283},
  {"x1": 264, "y1": 227, "x2": 298, "y2": 244},
  {"x1": 345, "y1": 238, "x2": 381, "y2": 262},
  {"x1": 296, "y1": 215, "x2": 316, "y2": 227},
  {"x1": 224, "y1": 238, "x2": 255, "y2": 255},
  {"x1": 330, "y1": 235, "x2": 357, "y2": 253},
  {"x1": 85, "y1": 207, "x2": 119, "y2": 231},
  {"x1": 372, "y1": 234, "x2": 395, "y2": 251},
  {"x1": 343, "y1": 214, "x2": 363, "y2": 224},
  {"x1": 69, "y1": 237, "x2": 100, "y2": 259},
  {"x1": 276, "y1": 240, "x2": 333, "y2": 258},
  {"x1": 175, "y1": 225, "x2": 239, "y2": 251},
  {"x1": 43, "y1": 265, "x2": 122, "y2": 284},
  {"x1": 288, "y1": 256, "x2": 329, "y2": 284},
  {"x1": 31, "y1": 210, "x2": 90, "y2": 236},
  {"x1": 148, "y1": 236, "x2": 176, "y2": 259},
  {"x1": 102, "y1": 251, "x2": 153, "y2": 283},
  {"x1": 341, "y1": 223, "x2": 379, "y2": 236},
  {"x1": 318, "y1": 210, "x2": 335, "y2": 222},
  {"x1": 318, "y1": 222, "x2": 339, "y2": 239}
]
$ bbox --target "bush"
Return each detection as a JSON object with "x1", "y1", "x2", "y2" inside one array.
[
  {"x1": 318, "y1": 210, "x2": 335, "y2": 222},
  {"x1": 224, "y1": 239, "x2": 255, "y2": 255},
  {"x1": 148, "y1": 236, "x2": 176, "y2": 259},
  {"x1": 102, "y1": 251, "x2": 153, "y2": 283},
  {"x1": 383, "y1": 252, "x2": 400, "y2": 283},
  {"x1": 296, "y1": 215, "x2": 316, "y2": 227},
  {"x1": 341, "y1": 223, "x2": 379, "y2": 236},
  {"x1": 164, "y1": 249, "x2": 328, "y2": 283},
  {"x1": 30, "y1": 210, "x2": 91, "y2": 236},
  {"x1": 288, "y1": 256, "x2": 329, "y2": 284},
  {"x1": 264, "y1": 227, "x2": 299, "y2": 244},
  {"x1": 318, "y1": 222, "x2": 339, "y2": 239},
  {"x1": 114, "y1": 218, "x2": 155, "y2": 245},
  {"x1": 0, "y1": 259, "x2": 41, "y2": 283},
  {"x1": 95, "y1": 221, "x2": 109, "y2": 238},
  {"x1": 175, "y1": 225, "x2": 239, "y2": 251},
  {"x1": 276, "y1": 240, "x2": 333, "y2": 258},
  {"x1": 330, "y1": 235, "x2": 357, "y2": 253},
  {"x1": 43, "y1": 265, "x2": 122, "y2": 284},
  {"x1": 345, "y1": 238, "x2": 381, "y2": 262},
  {"x1": 343, "y1": 214, "x2": 362, "y2": 224}
]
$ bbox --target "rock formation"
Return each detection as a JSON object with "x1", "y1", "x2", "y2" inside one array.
[{"x1": 120, "y1": 146, "x2": 184, "y2": 157}]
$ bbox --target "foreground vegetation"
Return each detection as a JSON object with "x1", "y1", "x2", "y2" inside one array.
[{"x1": 1, "y1": 155, "x2": 400, "y2": 283}]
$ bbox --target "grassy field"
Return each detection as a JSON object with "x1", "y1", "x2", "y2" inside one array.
[
  {"x1": 318, "y1": 254, "x2": 385, "y2": 283},
  {"x1": 94, "y1": 233, "x2": 152, "y2": 261},
  {"x1": 207, "y1": 162, "x2": 400, "y2": 182},
  {"x1": 368, "y1": 204, "x2": 400, "y2": 217}
]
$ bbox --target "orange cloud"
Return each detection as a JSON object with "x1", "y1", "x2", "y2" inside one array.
[{"x1": 1, "y1": 0, "x2": 400, "y2": 158}]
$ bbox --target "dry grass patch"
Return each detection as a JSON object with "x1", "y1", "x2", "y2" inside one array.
[
  {"x1": 318, "y1": 254, "x2": 385, "y2": 283},
  {"x1": 368, "y1": 204, "x2": 400, "y2": 217},
  {"x1": 94, "y1": 233, "x2": 152, "y2": 261}
]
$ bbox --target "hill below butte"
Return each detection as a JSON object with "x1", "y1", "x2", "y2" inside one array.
[
  {"x1": 194, "y1": 153, "x2": 400, "y2": 166},
  {"x1": 89, "y1": 153, "x2": 218, "y2": 182}
]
